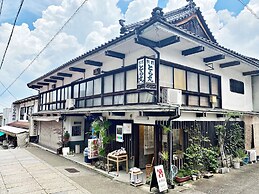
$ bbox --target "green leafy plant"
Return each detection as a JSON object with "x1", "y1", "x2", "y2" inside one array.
[
  {"x1": 184, "y1": 124, "x2": 219, "y2": 173},
  {"x1": 160, "y1": 151, "x2": 171, "y2": 182},
  {"x1": 233, "y1": 157, "x2": 242, "y2": 163},
  {"x1": 63, "y1": 131, "x2": 70, "y2": 141},
  {"x1": 215, "y1": 112, "x2": 244, "y2": 167},
  {"x1": 91, "y1": 119, "x2": 112, "y2": 157},
  {"x1": 235, "y1": 148, "x2": 247, "y2": 160},
  {"x1": 162, "y1": 125, "x2": 172, "y2": 133},
  {"x1": 161, "y1": 151, "x2": 169, "y2": 161},
  {"x1": 176, "y1": 168, "x2": 191, "y2": 178}
]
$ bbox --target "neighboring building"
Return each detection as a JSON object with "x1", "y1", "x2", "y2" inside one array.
[
  {"x1": 27, "y1": 1, "x2": 259, "y2": 167},
  {"x1": 0, "y1": 113, "x2": 3, "y2": 127},
  {"x1": 11, "y1": 95, "x2": 38, "y2": 142},
  {"x1": 2, "y1": 108, "x2": 12, "y2": 126},
  {"x1": 0, "y1": 95, "x2": 38, "y2": 147}
]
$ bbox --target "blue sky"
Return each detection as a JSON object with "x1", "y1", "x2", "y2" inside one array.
[
  {"x1": 0, "y1": 0, "x2": 257, "y2": 110},
  {"x1": 0, "y1": 0, "x2": 250, "y2": 30},
  {"x1": 117, "y1": 0, "x2": 250, "y2": 15}
]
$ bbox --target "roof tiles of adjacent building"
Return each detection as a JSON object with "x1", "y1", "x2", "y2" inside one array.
[
  {"x1": 7, "y1": 121, "x2": 29, "y2": 129},
  {"x1": 27, "y1": 1, "x2": 259, "y2": 87},
  {"x1": 13, "y1": 94, "x2": 38, "y2": 104}
]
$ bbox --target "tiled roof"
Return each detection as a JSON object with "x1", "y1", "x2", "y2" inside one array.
[
  {"x1": 122, "y1": 2, "x2": 216, "y2": 43},
  {"x1": 123, "y1": 3, "x2": 196, "y2": 32},
  {"x1": 7, "y1": 121, "x2": 29, "y2": 129},
  {"x1": 13, "y1": 94, "x2": 38, "y2": 104}
]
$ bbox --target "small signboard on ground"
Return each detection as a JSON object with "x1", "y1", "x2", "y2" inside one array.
[{"x1": 150, "y1": 165, "x2": 168, "y2": 192}]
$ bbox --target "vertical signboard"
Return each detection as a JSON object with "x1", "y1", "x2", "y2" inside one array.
[
  {"x1": 137, "y1": 57, "x2": 156, "y2": 90},
  {"x1": 155, "y1": 165, "x2": 168, "y2": 192}
]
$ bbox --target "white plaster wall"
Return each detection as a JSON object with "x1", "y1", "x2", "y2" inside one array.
[
  {"x1": 64, "y1": 116, "x2": 84, "y2": 142},
  {"x1": 252, "y1": 76, "x2": 259, "y2": 111},
  {"x1": 2, "y1": 108, "x2": 12, "y2": 126},
  {"x1": 38, "y1": 46, "x2": 153, "y2": 94},
  {"x1": 160, "y1": 48, "x2": 253, "y2": 111}
]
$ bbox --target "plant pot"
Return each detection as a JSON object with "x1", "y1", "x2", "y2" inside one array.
[
  {"x1": 175, "y1": 176, "x2": 190, "y2": 183},
  {"x1": 233, "y1": 162, "x2": 240, "y2": 169},
  {"x1": 192, "y1": 175, "x2": 197, "y2": 181}
]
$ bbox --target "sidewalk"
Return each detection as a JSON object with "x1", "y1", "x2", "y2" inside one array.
[
  {"x1": 30, "y1": 143, "x2": 151, "y2": 192},
  {"x1": 0, "y1": 148, "x2": 91, "y2": 194}
]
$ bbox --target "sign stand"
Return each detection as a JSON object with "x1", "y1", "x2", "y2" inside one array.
[{"x1": 149, "y1": 165, "x2": 168, "y2": 193}]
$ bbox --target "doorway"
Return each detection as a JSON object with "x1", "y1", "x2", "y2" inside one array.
[{"x1": 138, "y1": 125, "x2": 154, "y2": 169}]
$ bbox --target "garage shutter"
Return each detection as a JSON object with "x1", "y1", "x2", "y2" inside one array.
[{"x1": 39, "y1": 121, "x2": 62, "y2": 151}]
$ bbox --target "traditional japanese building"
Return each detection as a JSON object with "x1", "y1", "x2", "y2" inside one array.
[{"x1": 27, "y1": 1, "x2": 259, "y2": 168}]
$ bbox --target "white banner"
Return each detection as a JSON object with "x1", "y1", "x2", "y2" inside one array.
[
  {"x1": 145, "y1": 58, "x2": 155, "y2": 83},
  {"x1": 137, "y1": 58, "x2": 145, "y2": 85}
]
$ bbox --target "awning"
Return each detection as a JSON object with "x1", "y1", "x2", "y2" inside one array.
[
  {"x1": 7, "y1": 121, "x2": 29, "y2": 129},
  {"x1": 0, "y1": 131, "x2": 5, "y2": 136},
  {"x1": 32, "y1": 116, "x2": 60, "y2": 122},
  {"x1": 0, "y1": 126, "x2": 29, "y2": 137}
]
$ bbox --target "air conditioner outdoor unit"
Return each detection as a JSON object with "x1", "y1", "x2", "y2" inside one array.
[
  {"x1": 161, "y1": 88, "x2": 182, "y2": 105},
  {"x1": 65, "y1": 99, "x2": 75, "y2": 110},
  {"x1": 247, "y1": 149, "x2": 257, "y2": 162}
]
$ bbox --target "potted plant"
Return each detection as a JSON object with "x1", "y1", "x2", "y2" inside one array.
[
  {"x1": 235, "y1": 149, "x2": 248, "y2": 165},
  {"x1": 63, "y1": 131, "x2": 70, "y2": 142},
  {"x1": 233, "y1": 157, "x2": 242, "y2": 169},
  {"x1": 175, "y1": 168, "x2": 191, "y2": 183}
]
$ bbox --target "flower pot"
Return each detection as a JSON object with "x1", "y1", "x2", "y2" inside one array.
[
  {"x1": 233, "y1": 162, "x2": 240, "y2": 169},
  {"x1": 175, "y1": 176, "x2": 190, "y2": 183},
  {"x1": 192, "y1": 175, "x2": 197, "y2": 181}
]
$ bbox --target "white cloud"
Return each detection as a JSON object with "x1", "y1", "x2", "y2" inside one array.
[
  {"x1": 125, "y1": 0, "x2": 158, "y2": 23},
  {"x1": 0, "y1": 0, "x2": 259, "y2": 111},
  {"x1": 164, "y1": 0, "x2": 187, "y2": 12}
]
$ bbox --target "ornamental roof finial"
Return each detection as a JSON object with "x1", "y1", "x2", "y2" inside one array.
[
  {"x1": 186, "y1": 0, "x2": 196, "y2": 8},
  {"x1": 151, "y1": 7, "x2": 165, "y2": 20}
]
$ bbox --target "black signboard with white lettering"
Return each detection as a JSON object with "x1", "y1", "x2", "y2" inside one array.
[{"x1": 137, "y1": 56, "x2": 156, "y2": 90}]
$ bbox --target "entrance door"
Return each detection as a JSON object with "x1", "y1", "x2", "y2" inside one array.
[{"x1": 139, "y1": 125, "x2": 154, "y2": 169}]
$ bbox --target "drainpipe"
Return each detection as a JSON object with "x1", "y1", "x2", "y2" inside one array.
[
  {"x1": 135, "y1": 32, "x2": 160, "y2": 103},
  {"x1": 61, "y1": 114, "x2": 65, "y2": 149},
  {"x1": 150, "y1": 47, "x2": 160, "y2": 103}
]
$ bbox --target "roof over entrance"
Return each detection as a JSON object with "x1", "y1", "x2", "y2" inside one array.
[
  {"x1": 0, "y1": 126, "x2": 28, "y2": 137},
  {"x1": 7, "y1": 121, "x2": 29, "y2": 129}
]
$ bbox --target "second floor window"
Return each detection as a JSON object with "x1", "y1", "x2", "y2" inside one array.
[
  {"x1": 230, "y1": 79, "x2": 244, "y2": 94},
  {"x1": 20, "y1": 107, "x2": 26, "y2": 120}
]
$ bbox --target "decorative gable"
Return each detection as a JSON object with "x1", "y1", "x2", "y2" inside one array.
[{"x1": 177, "y1": 16, "x2": 209, "y2": 40}]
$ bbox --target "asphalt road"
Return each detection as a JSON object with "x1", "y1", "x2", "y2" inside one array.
[{"x1": 178, "y1": 162, "x2": 259, "y2": 194}]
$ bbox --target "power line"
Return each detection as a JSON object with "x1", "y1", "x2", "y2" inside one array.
[
  {"x1": 0, "y1": 0, "x2": 4, "y2": 17},
  {"x1": 0, "y1": 80, "x2": 16, "y2": 100},
  {"x1": 0, "y1": 0, "x2": 89, "y2": 98},
  {"x1": 0, "y1": 0, "x2": 25, "y2": 69},
  {"x1": 237, "y1": 0, "x2": 259, "y2": 20}
]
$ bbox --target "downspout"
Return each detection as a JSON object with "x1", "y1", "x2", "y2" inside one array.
[
  {"x1": 135, "y1": 32, "x2": 160, "y2": 103},
  {"x1": 150, "y1": 47, "x2": 160, "y2": 103}
]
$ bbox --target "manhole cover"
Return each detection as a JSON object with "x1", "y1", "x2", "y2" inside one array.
[{"x1": 65, "y1": 168, "x2": 80, "y2": 173}]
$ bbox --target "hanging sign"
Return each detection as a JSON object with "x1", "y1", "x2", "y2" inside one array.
[
  {"x1": 116, "y1": 125, "x2": 124, "y2": 142},
  {"x1": 150, "y1": 165, "x2": 168, "y2": 192},
  {"x1": 137, "y1": 57, "x2": 156, "y2": 90}
]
